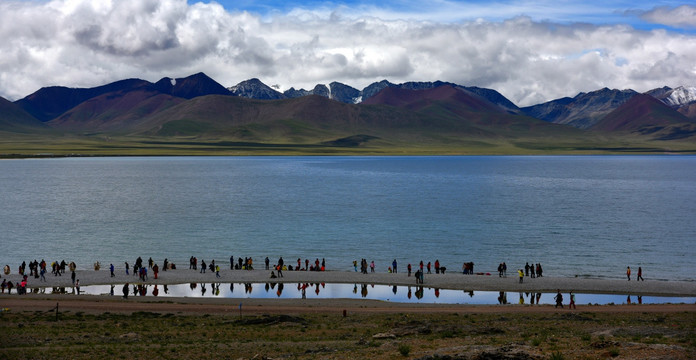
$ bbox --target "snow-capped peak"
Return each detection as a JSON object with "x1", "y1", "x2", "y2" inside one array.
[{"x1": 664, "y1": 86, "x2": 696, "y2": 106}]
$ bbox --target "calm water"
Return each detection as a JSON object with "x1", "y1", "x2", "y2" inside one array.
[
  {"x1": 23, "y1": 283, "x2": 696, "y2": 305},
  {"x1": 1, "y1": 156, "x2": 694, "y2": 281}
]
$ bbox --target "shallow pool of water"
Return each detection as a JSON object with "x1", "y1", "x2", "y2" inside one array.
[{"x1": 20, "y1": 283, "x2": 696, "y2": 305}]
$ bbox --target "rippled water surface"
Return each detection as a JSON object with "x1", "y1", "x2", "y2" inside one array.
[{"x1": 2, "y1": 156, "x2": 694, "y2": 280}]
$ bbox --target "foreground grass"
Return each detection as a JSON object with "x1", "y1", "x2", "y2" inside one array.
[{"x1": 1, "y1": 309, "x2": 694, "y2": 359}]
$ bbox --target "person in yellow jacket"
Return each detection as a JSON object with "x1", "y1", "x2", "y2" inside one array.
[
  {"x1": 518, "y1": 269, "x2": 524, "y2": 283},
  {"x1": 627, "y1": 266, "x2": 631, "y2": 281}
]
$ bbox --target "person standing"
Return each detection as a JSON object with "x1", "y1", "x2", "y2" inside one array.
[
  {"x1": 518, "y1": 269, "x2": 524, "y2": 283},
  {"x1": 71, "y1": 270, "x2": 76, "y2": 285},
  {"x1": 265, "y1": 257, "x2": 270, "y2": 270},
  {"x1": 110, "y1": 263, "x2": 115, "y2": 277},
  {"x1": 569, "y1": 291, "x2": 576, "y2": 309},
  {"x1": 75, "y1": 279, "x2": 80, "y2": 295},
  {"x1": 637, "y1": 267, "x2": 644, "y2": 281},
  {"x1": 627, "y1": 266, "x2": 631, "y2": 281},
  {"x1": 200, "y1": 260, "x2": 206, "y2": 273},
  {"x1": 277, "y1": 257, "x2": 284, "y2": 278},
  {"x1": 407, "y1": 263, "x2": 412, "y2": 276},
  {"x1": 215, "y1": 265, "x2": 221, "y2": 278},
  {"x1": 392, "y1": 259, "x2": 397, "y2": 274},
  {"x1": 125, "y1": 262, "x2": 129, "y2": 275},
  {"x1": 153, "y1": 263, "x2": 159, "y2": 279},
  {"x1": 554, "y1": 290, "x2": 564, "y2": 308}
]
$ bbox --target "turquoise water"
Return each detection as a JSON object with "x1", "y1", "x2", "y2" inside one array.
[{"x1": 1, "y1": 156, "x2": 694, "y2": 281}]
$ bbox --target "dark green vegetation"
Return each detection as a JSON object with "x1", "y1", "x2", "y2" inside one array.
[{"x1": 1, "y1": 309, "x2": 694, "y2": 359}]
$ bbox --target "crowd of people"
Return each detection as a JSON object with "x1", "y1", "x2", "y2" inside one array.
[{"x1": 1, "y1": 255, "x2": 649, "y2": 303}]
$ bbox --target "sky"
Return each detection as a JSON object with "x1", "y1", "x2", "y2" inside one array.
[{"x1": 1, "y1": 0, "x2": 695, "y2": 106}]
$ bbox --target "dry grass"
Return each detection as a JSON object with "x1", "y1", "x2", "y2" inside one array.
[{"x1": 1, "y1": 308, "x2": 694, "y2": 359}]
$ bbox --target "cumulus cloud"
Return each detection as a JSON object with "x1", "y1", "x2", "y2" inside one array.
[
  {"x1": 0, "y1": 0, "x2": 695, "y2": 106},
  {"x1": 640, "y1": 5, "x2": 696, "y2": 29}
]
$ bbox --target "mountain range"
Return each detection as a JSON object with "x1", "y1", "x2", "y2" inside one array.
[{"x1": 1, "y1": 72, "x2": 695, "y2": 154}]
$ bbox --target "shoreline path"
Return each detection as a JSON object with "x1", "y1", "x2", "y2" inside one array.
[{"x1": 4, "y1": 268, "x2": 695, "y2": 297}]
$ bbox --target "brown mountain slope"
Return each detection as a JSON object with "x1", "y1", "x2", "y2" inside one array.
[
  {"x1": 362, "y1": 85, "x2": 502, "y2": 113},
  {"x1": 0, "y1": 96, "x2": 46, "y2": 132},
  {"x1": 48, "y1": 89, "x2": 184, "y2": 132},
  {"x1": 592, "y1": 94, "x2": 696, "y2": 140},
  {"x1": 362, "y1": 85, "x2": 581, "y2": 137},
  {"x1": 131, "y1": 94, "x2": 436, "y2": 140}
]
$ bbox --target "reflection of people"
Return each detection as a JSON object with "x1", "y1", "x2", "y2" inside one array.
[
  {"x1": 270, "y1": 271, "x2": 277, "y2": 278},
  {"x1": 122, "y1": 283, "x2": 129, "y2": 299}
]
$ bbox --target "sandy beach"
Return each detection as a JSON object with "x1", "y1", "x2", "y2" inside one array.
[{"x1": 4, "y1": 267, "x2": 696, "y2": 297}]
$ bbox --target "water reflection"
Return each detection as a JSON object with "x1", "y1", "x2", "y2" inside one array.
[{"x1": 20, "y1": 283, "x2": 695, "y2": 305}]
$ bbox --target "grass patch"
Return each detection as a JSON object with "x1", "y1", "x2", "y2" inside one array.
[{"x1": 0, "y1": 309, "x2": 693, "y2": 359}]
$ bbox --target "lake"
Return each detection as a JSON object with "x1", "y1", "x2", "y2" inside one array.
[{"x1": 1, "y1": 156, "x2": 694, "y2": 281}]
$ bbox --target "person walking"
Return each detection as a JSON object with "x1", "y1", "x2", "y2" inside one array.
[
  {"x1": 278, "y1": 257, "x2": 284, "y2": 277},
  {"x1": 110, "y1": 263, "x2": 115, "y2": 277},
  {"x1": 215, "y1": 265, "x2": 221, "y2": 278},
  {"x1": 627, "y1": 266, "x2": 631, "y2": 281},
  {"x1": 569, "y1": 291, "x2": 576, "y2": 309},
  {"x1": 637, "y1": 267, "x2": 644, "y2": 281}
]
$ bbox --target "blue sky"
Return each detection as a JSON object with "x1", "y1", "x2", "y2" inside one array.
[
  {"x1": 201, "y1": 0, "x2": 694, "y2": 31},
  {"x1": 1, "y1": 0, "x2": 695, "y2": 105}
]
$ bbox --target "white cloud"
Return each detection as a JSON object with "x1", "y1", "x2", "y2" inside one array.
[
  {"x1": 1, "y1": 0, "x2": 695, "y2": 106},
  {"x1": 640, "y1": 5, "x2": 696, "y2": 29}
]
